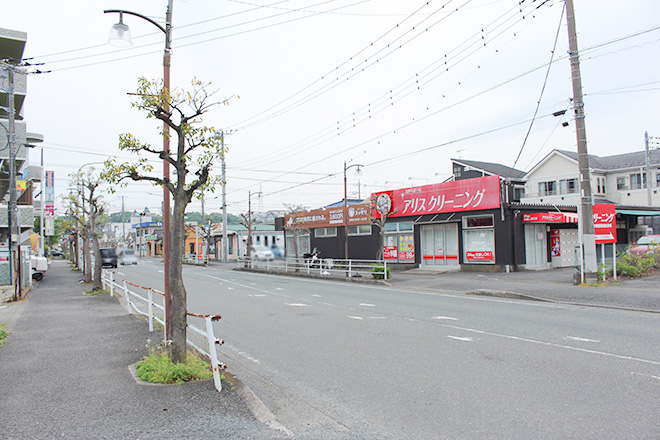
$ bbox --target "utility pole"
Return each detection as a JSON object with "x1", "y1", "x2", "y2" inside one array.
[
  {"x1": 565, "y1": 0, "x2": 597, "y2": 283},
  {"x1": 216, "y1": 130, "x2": 231, "y2": 262},
  {"x1": 645, "y1": 131, "x2": 652, "y2": 206}
]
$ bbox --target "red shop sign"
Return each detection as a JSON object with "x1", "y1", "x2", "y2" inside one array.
[
  {"x1": 372, "y1": 175, "x2": 501, "y2": 219},
  {"x1": 593, "y1": 203, "x2": 616, "y2": 244},
  {"x1": 466, "y1": 251, "x2": 493, "y2": 262}
]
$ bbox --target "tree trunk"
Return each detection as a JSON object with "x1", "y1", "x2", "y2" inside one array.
[
  {"x1": 91, "y1": 215, "x2": 103, "y2": 291},
  {"x1": 82, "y1": 229, "x2": 91, "y2": 280},
  {"x1": 169, "y1": 193, "x2": 188, "y2": 364}
]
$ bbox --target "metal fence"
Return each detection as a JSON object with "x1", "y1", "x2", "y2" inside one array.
[
  {"x1": 101, "y1": 270, "x2": 226, "y2": 391},
  {"x1": 237, "y1": 257, "x2": 389, "y2": 280}
]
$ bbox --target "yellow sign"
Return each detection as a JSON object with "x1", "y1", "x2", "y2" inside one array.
[{"x1": 16, "y1": 180, "x2": 27, "y2": 191}]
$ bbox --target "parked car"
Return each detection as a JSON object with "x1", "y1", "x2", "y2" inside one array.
[
  {"x1": 99, "y1": 247, "x2": 118, "y2": 268},
  {"x1": 50, "y1": 249, "x2": 62, "y2": 257},
  {"x1": 249, "y1": 245, "x2": 274, "y2": 261},
  {"x1": 628, "y1": 235, "x2": 660, "y2": 256},
  {"x1": 119, "y1": 249, "x2": 139, "y2": 265}
]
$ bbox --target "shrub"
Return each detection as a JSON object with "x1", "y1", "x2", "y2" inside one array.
[
  {"x1": 371, "y1": 263, "x2": 391, "y2": 280},
  {"x1": 617, "y1": 250, "x2": 660, "y2": 278},
  {"x1": 0, "y1": 323, "x2": 8, "y2": 350}
]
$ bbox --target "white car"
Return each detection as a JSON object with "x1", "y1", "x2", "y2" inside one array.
[
  {"x1": 119, "y1": 249, "x2": 139, "y2": 265},
  {"x1": 249, "y1": 245, "x2": 274, "y2": 261}
]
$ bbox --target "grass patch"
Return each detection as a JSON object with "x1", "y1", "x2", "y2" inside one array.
[
  {"x1": 85, "y1": 288, "x2": 109, "y2": 296},
  {"x1": 136, "y1": 342, "x2": 212, "y2": 385},
  {"x1": 0, "y1": 323, "x2": 8, "y2": 350}
]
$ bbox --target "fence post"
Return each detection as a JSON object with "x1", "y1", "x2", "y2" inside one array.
[
  {"x1": 348, "y1": 260, "x2": 352, "y2": 278},
  {"x1": 123, "y1": 280, "x2": 130, "y2": 313},
  {"x1": 109, "y1": 271, "x2": 115, "y2": 297},
  {"x1": 205, "y1": 316, "x2": 223, "y2": 392},
  {"x1": 101, "y1": 270, "x2": 106, "y2": 290},
  {"x1": 384, "y1": 260, "x2": 388, "y2": 280},
  {"x1": 148, "y1": 288, "x2": 154, "y2": 332}
]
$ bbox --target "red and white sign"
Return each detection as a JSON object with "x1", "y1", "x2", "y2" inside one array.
[
  {"x1": 593, "y1": 203, "x2": 617, "y2": 244},
  {"x1": 522, "y1": 212, "x2": 578, "y2": 223},
  {"x1": 372, "y1": 175, "x2": 501, "y2": 218},
  {"x1": 285, "y1": 203, "x2": 371, "y2": 229},
  {"x1": 383, "y1": 246, "x2": 398, "y2": 260},
  {"x1": 465, "y1": 251, "x2": 493, "y2": 262}
]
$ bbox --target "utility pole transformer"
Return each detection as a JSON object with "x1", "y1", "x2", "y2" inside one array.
[{"x1": 565, "y1": 0, "x2": 598, "y2": 282}]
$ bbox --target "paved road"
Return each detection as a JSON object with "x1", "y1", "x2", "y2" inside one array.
[{"x1": 116, "y1": 260, "x2": 660, "y2": 439}]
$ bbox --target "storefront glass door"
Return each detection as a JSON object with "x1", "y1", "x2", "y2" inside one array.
[
  {"x1": 421, "y1": 224, "x2": 458, "y2": 266},
  {"x1": 524, "y1": 224, "x2": 547, "y2": 267}
]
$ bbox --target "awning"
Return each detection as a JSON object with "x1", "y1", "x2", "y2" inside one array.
[{"x1": 616, "y1": 209, "x2": 660, "y2": 216}]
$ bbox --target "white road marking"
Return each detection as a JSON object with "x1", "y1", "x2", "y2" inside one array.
[
  {"x1": 225, "y1": 344, "x2": 260, "y2": 364},
  {"x1": 368, "y1": 317, "x2": 387, "y2": 320},
  {"x1": 631, "y1": 372, "x2": 660, "y2": 381},
  {"x1": 360, "y1": 303, "x2": 376, "y2": 307},
  {"x1": 348, "y1": 316, "x2": 363, "y2": 320},
  {"x1": 565, "y1": 336, "x2": 600, "y2": 343},
  {"x1": 228, "y1": 287, "x2": 234, "y2": 290},
  {"x1": 249, "y1": 294, "x2": 266, "y2": 297},
  {"x1": 276, "y1": 287, "x2": 284, "y2": 290},
  {"x1": 432, "y1": 316, "x2": 459, "y2": 321},
  {"x1": 312, "y1": 294, "x2": 322, "y2": 298},
  {"x1": 447, "y1": 336, "x2": 473, "y2": 342},
  {"x1": 286, "y1": 303, "x2": 308, "y2": 307}
]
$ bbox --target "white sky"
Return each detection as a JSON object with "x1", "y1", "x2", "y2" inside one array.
[{"x1": 3, "y1": 0, "x2": 660, "y2": 217}]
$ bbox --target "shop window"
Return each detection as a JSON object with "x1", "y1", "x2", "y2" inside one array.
[
  {"x1": 314, "y1": 227, "x2": 337, "y2": 238},
  {"x1": 384, "y1": 221, "x2": 415, "y2": 262},
  {"x1": 463, "y1": 215, "x2": 494, "y2": 264},
  {"x1": 348, "y1": 225, "x2": 371, "y2": 236},
  {"x1": 539, "y1": 181, "x2": 557, "y2": 196},
  {"x1": 617, "y1": 177, "x2": 626, "y2": 190},
  {"x1": 463, "y1": 215, "x2": 494, "y2": 228},
  {"x1": 559, "y1": 178, "x2": 578, "y2": 194}
]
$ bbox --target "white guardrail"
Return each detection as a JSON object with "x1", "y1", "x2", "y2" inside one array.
[
  {"x1": 101, "y1": 270, "x2": 226, "y2": 391},
  {"x1": 237, "y1": 257, "x2": 389, "y2": 280}
]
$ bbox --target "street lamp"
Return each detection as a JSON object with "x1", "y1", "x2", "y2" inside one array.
[
  {"x1": 344, "y1": 161, "x2": 363, "y2": 261},
  {"x1": 105, "y1": 2, "x2": 173, "y2": 337}
]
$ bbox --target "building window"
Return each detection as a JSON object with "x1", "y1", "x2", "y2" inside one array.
[
  {"x1": 630, "y1": 173, "x2": 646, "y2": 190},
  {"x1": 559, "y1": 178, "x2": 578, "y2": 194},
  {"x1": 596, "y1": 177, "x2": 606, "y2": 194},
  {"x1": 347, "y1": 225, "x2": 371, "y2": 236},
  {"x1": 314, "y1": 227, "x2": 337, "y2": 238},
  {"x1": 538, "y1": 181, "x2": 557, "y2": 196},
  {"x1": 617, "y1": 177, "x2": 626, "y2": 190},
  {"x1": 384, "y1": 222, "x2": 415, "y2": 262},
  {"x1": 463, "y1": 215, "x2": 495, "y2": 264},
  {"x1": 463, "y1": 215, "x2": 494, "y2": 229},
  {"x1": 656, "y1": 171, "x2": 660, "y2": 188}
]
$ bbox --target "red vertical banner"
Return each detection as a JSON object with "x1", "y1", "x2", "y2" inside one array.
[
  {"x1": 551, "y1": 229, "x2": 561, "y2": 257},
  {"x1": 593, "y1": 204, "x2": 617, "y2": 244}
]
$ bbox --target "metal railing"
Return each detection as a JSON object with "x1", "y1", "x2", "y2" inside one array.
[
  {"x1": 237, "y1": 256, "x2": 388, "y2": 280},
  {"x1": 101, "y1": 270, "x2": 226, "y2": 391}
]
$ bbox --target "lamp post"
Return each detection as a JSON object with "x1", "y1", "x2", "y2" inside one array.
[
  {"x1": 105, "y1": 2, "x2": 173, "y2": 336},
  {"x1": 344, "y1": 161, "x2": 363, "y2": 261}
]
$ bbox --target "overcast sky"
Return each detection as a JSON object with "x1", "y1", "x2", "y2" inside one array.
[{"x1": 3, "y1": 0, "x2": 659, "y2": 217}]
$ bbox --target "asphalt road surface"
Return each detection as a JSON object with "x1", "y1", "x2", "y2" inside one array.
[{"x1": 115, "y1": 260, "x2": 660, "y2": 439}]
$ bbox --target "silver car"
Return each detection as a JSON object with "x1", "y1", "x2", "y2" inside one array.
[{"x1": 119, "y1": 249, "x2": 139, "y2": 265}]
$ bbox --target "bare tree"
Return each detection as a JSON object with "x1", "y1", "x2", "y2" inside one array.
[
  {"x1": 370, "y1": 194, "x2": 397, "y2": 261},
  {"x1": 103, "y1": 77, "x2": 227, "y2": 363}
]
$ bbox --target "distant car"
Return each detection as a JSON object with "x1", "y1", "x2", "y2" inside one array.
[
  {"x1": 99, "y1": 247, "x2": 118, "y2": 268},
  {"x1": 50, "y1": 250, "x2": 62, "y2": 257},
  {"x1": 119, "y1": 249, "x2": 139, "y2": 265},
  {"x1": 628, "y1": 235, "x2": 660, "y2": 256},
  {"x1": 249, "y1": 245, "x2": 274, "y2": 261},
  {"x1": 270, "y1": 245, "x2": 284, "y2": 258}
]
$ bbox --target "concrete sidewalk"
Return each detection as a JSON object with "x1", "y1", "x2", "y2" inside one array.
[
  {"x1": 386, "y1": 266, "x2": 660, "y2": 313},
  {"x1": 0, "y1": 260, "x2": 289, "y2": 440}
]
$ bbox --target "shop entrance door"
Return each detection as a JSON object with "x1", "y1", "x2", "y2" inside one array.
[
  {"x1": 421, "y1": 224, "x2": 458, "y2": 266},
  {"x1": 524, "y1": 224, "x2": 548, "y2": 267}
]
